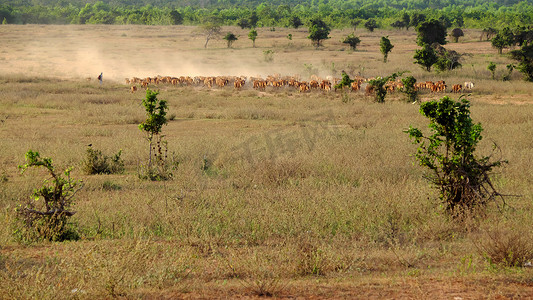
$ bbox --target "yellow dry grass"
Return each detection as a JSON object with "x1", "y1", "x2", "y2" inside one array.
[{"x1": 0, "y1": 25, "x2": 532, "y2": 298}]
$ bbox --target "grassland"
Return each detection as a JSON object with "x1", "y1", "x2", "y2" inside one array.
[{"x1": 0, "y1": 25, "x2": 532, "y2": 299}]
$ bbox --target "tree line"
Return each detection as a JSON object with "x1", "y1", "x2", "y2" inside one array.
[{"x1": 1, "y1": 0, "x2": 533, "y2": 28}]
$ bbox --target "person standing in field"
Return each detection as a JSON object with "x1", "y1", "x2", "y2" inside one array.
[{"x1": 97, "y1": 72, "x2": 103, "y2": 85}]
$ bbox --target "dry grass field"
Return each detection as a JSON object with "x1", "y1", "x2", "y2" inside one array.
[{"x1": 0, "y1": 25, "x2": 532, "y2": 299}]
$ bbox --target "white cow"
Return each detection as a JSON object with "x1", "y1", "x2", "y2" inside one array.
[{"x1": 464, "y1": 81, "x2": 474, "y2": 90}]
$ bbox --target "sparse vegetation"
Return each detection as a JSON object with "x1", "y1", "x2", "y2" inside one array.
[
  {"x1": 15, "y1": 150, "x2": 82, "y2": 242},
  {"x1": 83, "y1": 146, "x2": 124, "y2": 175},
  {"x1": 0, "y1": 25, "x2": 532, "y2": 298}
]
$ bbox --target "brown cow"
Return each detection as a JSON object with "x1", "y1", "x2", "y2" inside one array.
[
  {"x1": 452, "y1": 84, "x2": 462, "y2": 93},
  {"x1": 131, "y1": 86, "x2": 137, "y2": 93}
]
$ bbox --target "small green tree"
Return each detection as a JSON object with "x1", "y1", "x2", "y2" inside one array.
[
  {"x1": 414, "y1": 44, "x2": 439, "y2": 72},
  {"x1": 450, "y1": 28, "x2": 464, "y2": 43},
  {"x1": 364, "y1": 19, "x2": 378, "y2": 32},
  {"x1": 400, "y1": 75, "x2": 418, "y2": 103},
  {"x1": 224, "y1": 32, "x2": 238, "y2": 48},
  {"x1": 248, "y1": 29, "x2": 258, "y2": 48},
  {"x1": 380, "y1": 36, "x2": 394, "y2": 62},
  {"x1": 405, "y1": 96, "x2": 507, "y2": 215},
  {"x1": 308, "y1": 18, "x2": 330, "y2": 48},
  {"x1": 169, "y1": 10, "x2": 183, "y2": 25},
  {"x1": 487, "y1": 62, "x2": 497, "y2": 79},
  {"x1": 2, "y1": 17, "x2": 8, "y2": 25},
  {"x1": 368, "y1": 72, "x2": 403, "y2": 103},
  {"x1": 200, "y1": 18, "x2": 222, "y2": 49},
  {"x1": 342, "y1": 34, "x2": 361, "y2": 51},
  {"x1": 16, "y1": 150, "x2": 82, "y2": 242},
  {"x1": 139, "y1": 89, "x2": 170, "y2": 180}
]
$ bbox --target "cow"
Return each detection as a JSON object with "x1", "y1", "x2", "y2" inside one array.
[
  {"x1": 131, "y1": 86, "x2": 137, "y2": 93},
  {"x1": 464, "y1": 82, "x2": 474, "y2": 91},
  {"x1": 452, "y1": 84, "x2": 462, "y2": 93}
]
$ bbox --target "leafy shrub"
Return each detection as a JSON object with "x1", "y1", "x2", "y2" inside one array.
[
  {"x1": 406, "y1": 96, "x2": 507, "y2": 215},
  {"x1": 83, "y1": 147, "x2": 124, "y2": 175},
  {"x1": 15, "y1": 150, "x2": 82, "y2": 242}
]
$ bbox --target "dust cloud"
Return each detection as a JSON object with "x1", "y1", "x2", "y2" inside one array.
[{"x1": 1, "y1": 25, "x2": 319, "y2": 83}]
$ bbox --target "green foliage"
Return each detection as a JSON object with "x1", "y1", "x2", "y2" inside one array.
[
  {"x1": 201, "y1": 20, "x2": 221, "y2": 49},
  {"x1": 510, "y1": 44, "x2": 533, "y2": 81},
  {"x1": 248, "y1": 29, "x2": 258, "y2": 47},
  {"x1": 2, "y1": 17, "x2": 7, "y2": 25},
  {"x1": 491, "y1": 27, "x2": 514, "y2": 54},
  {"x1": 368, "y1": 72, "x2": 403, "y2": 103},
  {"x1": 308, "y1": 18, "x2": 330, "y2": 48},
  {"x1": 433, "y1": 46, "x2": 463, "y2": 72},
  {"x1": 487, "y1": 62, "x2": 497, "y2": 79},
  {"x1": 450, "y1": 28, "x2": 464, "y2": 43},
  {"x1": 416, "y1": 19, "x2": 447, "y2": 46},
  {"x1": 400, "y1": 75, "x2": 418, "y2": 103},
  {"x1": 334, "y1": 71, "x2": 353, "y2": 90},
  {"x1": 364, "y1": 18, "x2": 378, "y2": 32},
  {"x1": 169, "y1": 10, "x2": 182, "y2": 25},
  {"x1": 83, "y1": 146, "x2": 124, "y2": 175},
  {"x1": 409, "y1": 13, "x2": 426, "y2": 28},
  {"x1": 237, "y1": 18, "x2": 251, "y2": 29},
  {"x1": 405, "y1": 96, "x2": 507, "y2": 215},
  {"x1": 342, "y1": 34, "x2": 360, "y2": 51},
  {"x1": 350, "y1": 19, "x2": 361, "y2": 32},
  {"x1": 15, "y1": 150, "x2": 82, "y2": 242},
  {"x1": 139, "y1": 89, "x2": 171, "y2": 181},
  {"x1": 288, "y1": 16, "x2": 303, "y2": 28},
  {"x1": 502, "y1": 64, "x2": 514, "y2": 81},
  {"x1": 414, "y1": 44, "x2": 439, "y2": 72},
  {"x1": 223, "y1": 32, "x2": 238, "y2": 48},
  {"x1": 380, "y1": 36, "x2": 394, "y2": 63}
]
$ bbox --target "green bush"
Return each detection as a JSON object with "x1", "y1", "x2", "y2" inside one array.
[
  {"x1": 83, "y1": 147, "x2": 124, "y2": 175},
  {"x1": 15, "y1": 150, "x2": 82, "y2": 242},
  {"x1": 406, "y1": 96, "x2": 507, "y2": 215}
]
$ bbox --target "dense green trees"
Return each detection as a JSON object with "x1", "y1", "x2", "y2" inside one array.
[
  {"x1": 308, "y1": 17, "x2": 330, "y2": 48},
  {"x1": 1, "y1": 1, "x2": 533, "y2": 28}
]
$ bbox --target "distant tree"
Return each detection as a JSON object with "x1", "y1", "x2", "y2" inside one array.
[
  {"x1": 308, "y1": 18, "x2": 330, "y2": 48},
  {"x1": 237, "y1": 18, "x2": 251, "y2": 29},
  {"x1": 510, "y1": 44, "x2": 533, "y2": 81},
  {"x1": 433, "y1": 47, "x2": 463, "y2": 72},
  {"x1": 450, "y1": 28, "x2": 464, "y2": 43},
  {"x1": 402, "y1": 12, "x2": 411, "y2": 30},
  {"x1": 414, "y1": 44, "x2": 439, "y2": 71},
  {"x1": 288, "y1": 16, "x2": 303, "y2": 29},
  {"x1": 380, "y1": 36, "x2": 394, "y2": 62},
  {"x1": 491, "y1": 27, "x2": 516, "y2": 55},
  {"x1": 249, "y1": 11, "x2": 259, "y2": 28},
  {"x1": 2, "y1": 17, "x2": 7, "y2": 25},
  {"x1": 453, "y1": 15, "x2": 464, "y2": 28},
  {"x1": 391, "y1": 20, "x2": 405, "y2": 30},
  {"x1": 410, "y1": 13, "x2": 426, "y2": 28},
  {"x1": 342, "y1": 34, "x2": 361, "y2": 50},
  {"x1": 401, "y1": 76, "x2": 418, "y2": 103},
  {"x1": 201, "y1": 18, "x2": 222, "y2": 49},
  {"x1": 223, "y1": 32, "x2": 238, "y2": 48},
  {"x1": 169, "y1": 10, "x2": 183, "y2": 25},
  {"x1": 487, "y1": 62, "x2": 497, "y2": 79},
  {"x1": 364, "y1": 19, "x2": 378, "y2": 32},
  {"x1": 416, "y1": 19, "x2": 447, "y2": 46},
  {"x1": 350, "y1": 19, "x2": 362, "y2": 32},
  {"x1": 248, "y1": 29, "x2": 258, "y2": 47}
]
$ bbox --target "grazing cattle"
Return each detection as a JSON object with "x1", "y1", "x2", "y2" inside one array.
[
  {"x1": 131, "y1": 86, "x2": 137, "y2": 93},
  {"x1": 309, "y1": 80, "x2": 319, "y2": 89},
  {"x1": 464, "y1": 82, "x2": 474, "y2": 91},
  {"x1": 299, "y1": 82, "x2": 309, "y2": 93},
  {"x1": 365, "y1": 84, "x2": 375, "y2": 96},
  {"x1": 452, "y1": 84, "x2": 462, "y2": 93},
  {"x1": 351, "y1": 81, "x2": 361, "y2": 92}
]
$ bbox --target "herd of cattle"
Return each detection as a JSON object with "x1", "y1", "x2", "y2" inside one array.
[{"x1": 124, "y1": 74, "x2": 474, "y2": 95}]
